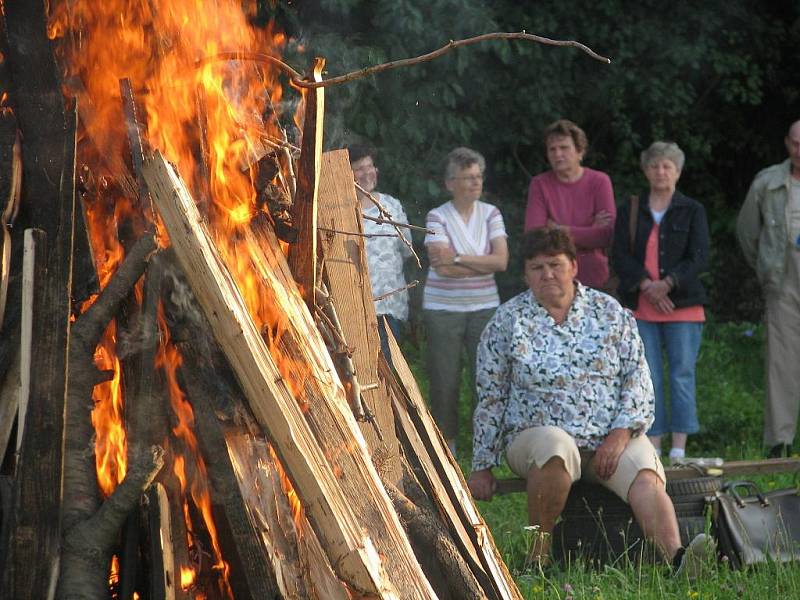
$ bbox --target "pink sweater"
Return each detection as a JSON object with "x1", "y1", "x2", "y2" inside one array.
[{"x1": 525, "y1": 167, "x2": 616, "y2": 289}]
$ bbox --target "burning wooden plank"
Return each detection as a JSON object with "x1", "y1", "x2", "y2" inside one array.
[{"x1": 142, "y1": 151, "x2": 435, "y2": 599}]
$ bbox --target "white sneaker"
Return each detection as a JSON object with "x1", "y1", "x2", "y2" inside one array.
[{"x1": 675, "y1": 533, "x2": 717, "y2": 580}]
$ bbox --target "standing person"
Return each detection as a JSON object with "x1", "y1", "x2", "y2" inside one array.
[
  {"x1": 423, "y1": 147, "x2": 509, "y2": 454},
  {"x1": 467, "y1": 227, "x2": 714, "y2": 576},
  {"x1": 737, "y1": 120, "x2": 800, "y2": 458},
  {"x1": 525, "y1": 119, "x2": 617, "y2": 291},
  {"x1": 612, "y1": 142, "x2": 710, "y2": 463},
  {"x1": 349, "y1": 145, "x2": 413, "y2": 359}
]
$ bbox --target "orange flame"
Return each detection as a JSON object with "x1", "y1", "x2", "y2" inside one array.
[
  {"x1": 157, "y1": 314, "x2": 232, "y2": 595},
  {"x1": 51, "y1": 0, "x2": 317, "y2": 594},
  {"x1": 180, "y1": 566, "x2": 196, "y2": 591},
  {"x1": 267, "y1": 443, "x2": 304, "y2": 531}
]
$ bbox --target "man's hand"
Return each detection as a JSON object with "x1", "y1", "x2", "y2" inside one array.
[
  {"x1": 467, "y1": 469, "x2": 497, "y2": 501},
  {"x1": 592, "y1": 428, "x2": 632, "y2": 480}
]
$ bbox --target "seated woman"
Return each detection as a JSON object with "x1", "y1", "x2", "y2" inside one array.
[
  {"x1": 612, "y1": 141, "x2": 710, "y2": 463},
  {"x1": 423, "y1": 147, "x2": 508, "y2": 454}
]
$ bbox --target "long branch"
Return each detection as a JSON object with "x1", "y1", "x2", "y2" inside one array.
[{"x1": 200, "y1": 31, "x2": 610, "y2": 89}]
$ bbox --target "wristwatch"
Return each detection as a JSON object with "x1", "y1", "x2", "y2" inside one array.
[{"x1": 453, "y1": 254, "x2": 461, "y2": 264}]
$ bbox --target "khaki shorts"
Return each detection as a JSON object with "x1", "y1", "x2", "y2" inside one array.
[{"x1": 505, "y1": 425, "x2": 665, "y2": 502}]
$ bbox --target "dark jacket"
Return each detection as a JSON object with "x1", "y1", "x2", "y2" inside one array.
[{"x1": 612, "y1": 191, "x2": 710, "y2": 310}]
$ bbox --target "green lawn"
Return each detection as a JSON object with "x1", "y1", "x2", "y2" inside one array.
[{"x1": 404, "y1": 319, "x2": 800, "y2": 599}]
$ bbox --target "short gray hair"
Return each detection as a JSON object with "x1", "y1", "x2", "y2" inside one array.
[
  {"x1": 640, "y1": 141, "x2": 685, "y2": 172},
  {"x1": 444, "y1": 147, "x2": 486, "y2": 180}
]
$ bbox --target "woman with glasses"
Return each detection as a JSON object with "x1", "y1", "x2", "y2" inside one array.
[
  {"x1": 612, "y1": 141, "x2": 710, "y2": 463},
  {"x1": 525, "y1": 119, "x2": 617, "y2": 292},
  {"x1": 423, "y1": 147, "x2": 509, "y2": 454}
]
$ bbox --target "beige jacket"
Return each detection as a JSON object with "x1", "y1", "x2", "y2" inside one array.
[{"x1": 737, "y1": 159, "x2": 795, "y2": 296}]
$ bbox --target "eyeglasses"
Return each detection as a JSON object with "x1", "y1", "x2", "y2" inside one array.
[{"x1": 449, "y1": 175, "x2": 483, "y2": 182}]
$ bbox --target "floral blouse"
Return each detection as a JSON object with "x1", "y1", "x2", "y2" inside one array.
[
  {"x1": 363, "y1": 193, "x2": 412, "y2": 320},
  {"x1": 472, "y1": 284, "x2": 654, "y2": 472}
]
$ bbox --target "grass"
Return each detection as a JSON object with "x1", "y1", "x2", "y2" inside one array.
[{"x1": 402, "y1": 318, "x2": 800, "y2": 599}]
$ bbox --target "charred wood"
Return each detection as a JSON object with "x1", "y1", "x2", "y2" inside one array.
[{"x1": 1, "y1": 98, "x2": 78, "y2": 598}]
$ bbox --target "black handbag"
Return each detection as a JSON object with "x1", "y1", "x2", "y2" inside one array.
[{"x1": 713, "y1": 480, "x2": 800, "y2": 568}]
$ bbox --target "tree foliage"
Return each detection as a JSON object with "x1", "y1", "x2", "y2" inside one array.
[{"x1": 268, "y1": 0, "x2": 800, "y2": 320}]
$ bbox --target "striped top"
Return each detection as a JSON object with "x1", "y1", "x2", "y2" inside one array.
[{"x1": 423, "y1": 200, "x2": 507, "y2": 311}]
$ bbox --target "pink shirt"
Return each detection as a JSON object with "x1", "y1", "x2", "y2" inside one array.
[
  {"x1": 634, "y1": 224, "x2": 705, "y2": 322},
  {"x1": 525, "y1": 167, "x2": 616, "y2": 289}
]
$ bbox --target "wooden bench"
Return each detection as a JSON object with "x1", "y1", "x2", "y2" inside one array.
[{"x1": 494, "y1": 457, "x2": 800, "y2": 495}]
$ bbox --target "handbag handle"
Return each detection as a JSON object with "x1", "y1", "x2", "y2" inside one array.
[{"x1": 722, "y1": 480, "x2": 771, "y2": 508}]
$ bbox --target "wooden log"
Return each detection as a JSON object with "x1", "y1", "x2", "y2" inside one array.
[
  {"x1": 1, "y1": 97, "x2": 78, "y2": 597},
  {"x1": 287, "y1": 59, "x2": 324, "y2": 305},
  {"x1": 384, "y1": 329, "x2": 523, "y2": 600},
  {"x1": 317, "y1": 149, "x2": 401, "y2": 485},
  {"x1": 142, "y1": 151, "x2": 435, "y2": 599}
]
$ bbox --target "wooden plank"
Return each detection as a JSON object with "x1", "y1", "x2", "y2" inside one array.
[
  {"x1": 385, "y1": 328, "x2": 523, "y2": 600},
  {"x1": 147, "y1": 483, "x2": 177, "y2": 600},
  {"x1": 317, "y1": 149, "x2": 401, "y2": 484},
  {"x1": 287, "y1": 60, "x2": 324, "y2": 305},
  {"x1": 15, "y1": 229, "x2": 38, "y2": 455},
  {"x1": 142, "y1": 152, "x2": 434, "y2": 599}
]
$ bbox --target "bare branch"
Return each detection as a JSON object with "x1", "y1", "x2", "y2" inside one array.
[
  {"x1": 319, "y1": 226, "x2": 398, "y2": 238},
  {"x1": 199, "y1": 31, "x2": 610, "y2": 91},
  {"x1": 373, "y1": 280, "x2": 419, "y2": 303},
  {"x1": 295, "y1": 32, "x2": 611, "y2": 88}
]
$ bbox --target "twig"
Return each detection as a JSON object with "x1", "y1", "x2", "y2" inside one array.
[
  {"x1": 355, "y1": 184, "x2": 432, "y2": 233},
  {"x1": 373, "y1": 280, "x2": 419, "y2": 303},
  {"x1": 318, "y1": 226, "x2": 398, "y2": 238},
  {"x1": 355, "y1": 183, "x2": 425, "y2": 267},
  {"x1": 199, "y1": 32, "x2": 610, "y2": 90},
  {"x1": 361, "y1": 213, "x2": 431, "y2": 234}
]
